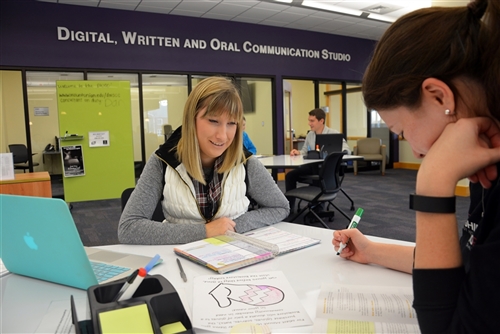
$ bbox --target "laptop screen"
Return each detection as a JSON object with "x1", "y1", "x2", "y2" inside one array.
[{"x1": 315, "y1": 133, "x2": 344, "y2": 157}]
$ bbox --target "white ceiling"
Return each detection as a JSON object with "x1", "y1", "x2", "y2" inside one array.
[{"x1": 38, "y1": 0, "x2": 469, "y2": 40}]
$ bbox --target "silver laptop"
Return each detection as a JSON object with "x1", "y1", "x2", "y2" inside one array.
[{"x1": 0, "y1": 194, "x2": 156, "y2": 290}]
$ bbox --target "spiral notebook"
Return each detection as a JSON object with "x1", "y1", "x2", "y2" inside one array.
[{"x1": 173, "y1": 226, "x2": 320, "y2": 274}]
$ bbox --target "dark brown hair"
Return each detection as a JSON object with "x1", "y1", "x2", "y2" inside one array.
[
  {"x1": 362, "y1": 0, "x2": 500, "y2": 119},
  {"x1": 309, "y1": 108, "x2": 326, "y2": 121}
]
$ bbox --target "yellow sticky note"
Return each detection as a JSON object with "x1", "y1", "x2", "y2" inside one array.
[
  {"x1": 99, "y1": 303, "x2": 154, "y2": 334},
  {"x1": 160, "y1": 321, "x2": 186, "y2": 334}
]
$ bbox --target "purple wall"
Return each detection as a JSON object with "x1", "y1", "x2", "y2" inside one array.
[{"x1": 0, "y1": 0, "x2": 376, "y2": 153}]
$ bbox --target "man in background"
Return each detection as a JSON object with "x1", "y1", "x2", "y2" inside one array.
[{"x1": 286, "y1": 108, "x2": 350, "y2": 212}]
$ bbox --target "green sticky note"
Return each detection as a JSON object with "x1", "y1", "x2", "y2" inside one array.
[
  {"x1": 99, "y1": 303, "x2": 154, "y2": 334},
  {"x1": 160, "y1": 321, "x2": 186, "y2": 334}
]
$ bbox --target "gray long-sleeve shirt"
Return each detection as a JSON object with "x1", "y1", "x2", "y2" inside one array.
[{"x1": 118, "y1": 155, "x2": 290, "y2": 244}]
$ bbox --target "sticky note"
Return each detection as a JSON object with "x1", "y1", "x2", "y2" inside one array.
[
  {"x1": 160, "y1": 321, "x2": 186, "y2": 334},
  {"x1": 99, "y1": 303, "x2": 154, "y2": 334}
]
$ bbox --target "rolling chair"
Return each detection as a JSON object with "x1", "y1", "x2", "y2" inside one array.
[
  {"x1": 121, "y1": 188, "x2": 165, "y2": 222},
  {"x1": 297, "y1": 151, "x2": 355, "y2": 211},
  {"x1": 285, "y1": 152, "x2": 351, "y2": 229},
  {"x1": 353, "y1": 138, "x2": 387, "y2": 175},
  {"x1": 163, "y1": 124, "x2": 173, "y2": 142},
  {"x1": 8, "y1": 144, "x2": 39, "y2": 173}
]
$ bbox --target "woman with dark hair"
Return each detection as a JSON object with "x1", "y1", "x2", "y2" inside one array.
[
  {"x1": 119, "y1": 77, "x2": 289, "y2": 245},
  {"x1": 333, "y1": 0, "x2": 500, "y2": 331}
]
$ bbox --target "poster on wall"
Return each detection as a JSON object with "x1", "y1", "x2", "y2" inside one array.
[{"x1": 61, "y1": 145, "x2": 85, "y2": 177}]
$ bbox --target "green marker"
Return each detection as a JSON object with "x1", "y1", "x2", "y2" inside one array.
[{"x1": 337, "y1": 208, "x2": 364, "y2": 255}]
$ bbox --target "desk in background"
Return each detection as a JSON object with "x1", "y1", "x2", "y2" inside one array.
[
  {"x1": 293, "y1": 138, "x2": 305, "y2": 151},
  {"x1": 0, "y1": 171, "x2": 52, "y2": 198},
  {"x1": 258, "y1": 154, "x2": 363, "y2": 181},
  {"x1": 42, "y1": 150, "x2": 62, "y2": 175},
  {"x1": 1, "y1": 222, "x2": 413, "y2": 334}
]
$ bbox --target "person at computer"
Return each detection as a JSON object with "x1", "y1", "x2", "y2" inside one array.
[
  {"x1": 242, "y1": 116, "x2": 257, "y2": 155},
  {"x1": 118, "y1": 77, "x2": 289, "y2": 245},
  {"x1": 286, "y1": 108, "x2": 350, "y2": 212},
  {"x1": 333, "y1": 0, "x2": 500, "y2": 332}
]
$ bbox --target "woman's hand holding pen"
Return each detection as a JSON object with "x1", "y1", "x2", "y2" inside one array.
[
  {"x1": 205, "y1": 217, "x2": 236, "y2": 237},
  {"x1": 333, "y1": 229, "x2": 371, "y2": 264}
]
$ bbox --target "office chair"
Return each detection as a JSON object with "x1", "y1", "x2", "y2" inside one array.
[
  {"x1": 353, "y1": 138, "x2": 386, "y2": 175},
  {"x1": 8, "y1": 144, "x2": 39, "y2": 173},
  {"x1": 285, "y1": 152, "x2": 351, "y2": 229},
  {"x1": 163, "y1": 124, "x2": 173, "y2": 142},
  {"x1": 297, "y1": 152, "x2": 355, "y2": 211},
  {"x1": 121, "y1": 188, "x2": 165, "y2": 222}
]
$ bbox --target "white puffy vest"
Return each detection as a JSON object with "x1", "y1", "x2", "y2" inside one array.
[{"x1": 161, "y1": 163, "x2": 250, "y2": 225}]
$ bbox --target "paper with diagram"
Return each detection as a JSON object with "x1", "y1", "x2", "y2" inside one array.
[{"x1": 192, "y1": 270, "x2": 312, "y2": 332}]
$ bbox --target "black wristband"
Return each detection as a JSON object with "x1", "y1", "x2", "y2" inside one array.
[{"x1": 409, "y1": 193, "x2": 456, "y2": 213}]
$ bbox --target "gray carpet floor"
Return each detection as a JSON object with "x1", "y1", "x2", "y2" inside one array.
[{"x1": 53, "y1": 168, "x2": 470, "y2": 246}]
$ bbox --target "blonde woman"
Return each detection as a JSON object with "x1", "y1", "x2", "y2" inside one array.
[{"x1": 119, "y1": 77, "x2": 289, "y2": 244}]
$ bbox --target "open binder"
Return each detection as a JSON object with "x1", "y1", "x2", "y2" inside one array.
[{"x1": 174, "y1": 226, "x2": 320, "y2": 274}]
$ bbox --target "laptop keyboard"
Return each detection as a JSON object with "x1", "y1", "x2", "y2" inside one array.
[{"x1": 90, "y1": 261, "x2": 130, "y2": 283}]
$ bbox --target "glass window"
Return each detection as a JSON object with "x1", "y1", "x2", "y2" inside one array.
[
  {"x1": 142, "y1": 74, "x2": 188, "y2": 158},
  {"x1": 26, "y1": 71, "x2": 84, "y2": 174}
]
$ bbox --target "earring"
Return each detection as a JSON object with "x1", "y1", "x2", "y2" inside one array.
[{"x1": 445, "y1": 109, "x2": 452, "y2": 115}]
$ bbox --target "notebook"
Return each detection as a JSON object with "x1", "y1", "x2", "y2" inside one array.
[
  {"x1": 315, "y1": 133, "x2": 345, "y2": 156},
  {"x1": 0, "y1": 194, "x2": 155, "y2": 290}
]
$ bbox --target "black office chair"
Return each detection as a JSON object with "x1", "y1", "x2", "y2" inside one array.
[
  {"x1": 285, "y1": 152, "x2": 351, "y2": 229},
  {"x1": 297, "y1": 152, "x2": 355, "y2": 212},
  {"x1": 8, "y1": 144, "x2": 39, "y2": 173},
  {"x1": 121, "y1": 188, "x2": 165, "y2": 222}
]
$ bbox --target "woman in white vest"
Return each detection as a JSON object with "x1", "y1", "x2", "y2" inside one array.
[{"x1": 119, "y1": 77, "x2": 289, "y2": 244}]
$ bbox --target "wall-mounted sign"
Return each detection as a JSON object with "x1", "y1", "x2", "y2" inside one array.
[
  {"x1": 89, "y1": 131, "x2": 110, "y2": 147},
  {"x1": 34, "y1": 107, "x2": 49, "y2": 116}
]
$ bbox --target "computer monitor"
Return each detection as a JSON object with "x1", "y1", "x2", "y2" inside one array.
[{"x1": 315, "y1": 133, "x2": 344, "y2": 157}]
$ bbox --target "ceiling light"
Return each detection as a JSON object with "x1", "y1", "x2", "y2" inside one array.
[
  {"x1": 367, "y1": 13, "x2": 396, "y2": 23},
  {"x1": 302, "y1": 1, "x2": 362, "y2": 17},
  {"x1": 272, "y1": 0, "x2": 293, "y2": 3}
]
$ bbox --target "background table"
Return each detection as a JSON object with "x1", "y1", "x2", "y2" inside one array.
[
  {"x1": 1, "y1": 222, "x2": 413, "y2": 334},
  {"x1": 0, "y1": 171, "x2": 52, "y2": 198},
  {"x1": 258, "y1": 154, "x2": 363, "y2": 181}
]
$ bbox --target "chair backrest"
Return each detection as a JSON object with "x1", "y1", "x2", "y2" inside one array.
[
  {"x1": 163, "y1": 124, "x2": 173, "y2": 141},
  {"x1": 356, "y1": 138, "x2": 382, "y2": 154},
  {"x1": 121, "y1": 188, "x2": 165, "y2": 222},
  {"x1": 8, "y1": 144, "x2": 29, "y2": 164},
  {"x1": 318, "y1": 152, "x2": 345, "y2": 194}
]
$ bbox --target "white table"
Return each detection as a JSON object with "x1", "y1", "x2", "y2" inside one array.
[
  {"x1": 258, "y1": 154, "x2": 363, "y2": 169},
  {"x1": 0, "y1": 223, "x2": 413, "y2": 333}
]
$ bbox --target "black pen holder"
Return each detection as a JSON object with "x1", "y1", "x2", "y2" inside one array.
[{"x1": 71, "y1": 274, "x2": 193, "y2": 334}]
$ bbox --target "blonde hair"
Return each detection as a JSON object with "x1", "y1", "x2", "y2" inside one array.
[{"x1": 177, "y1": 76, "x2": 245, "y2": 184}]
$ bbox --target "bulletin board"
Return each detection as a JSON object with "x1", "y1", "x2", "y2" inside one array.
[{"x1": 56, "y1": 81, "x2": 135, "y2": 202}]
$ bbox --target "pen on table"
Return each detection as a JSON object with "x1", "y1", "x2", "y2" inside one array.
[
  {"x1": 118, "y1": 267, "x2": 147, "y2": 301},
  {"x1": 144, "y1": 254, "x2": 161, "y2": 273},
  {"x1": 177, "y1": 258, "x2": 187, "y2": 282},
  {"x1": 337, "y1": 208, "x2": 364, "y2": 256},
  {"x1": 113, "y1": 269, "x2": 139, "y2": 301}
]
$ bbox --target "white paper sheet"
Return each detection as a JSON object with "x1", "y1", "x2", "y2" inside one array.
[
  {"x1": 193, "y1": 270, "x2": 312, "y2": 332},
  {"x1": 312, "y1": 284, "x2": 420, "y2": 333}
]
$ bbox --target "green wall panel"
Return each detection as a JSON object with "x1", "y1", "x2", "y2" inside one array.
[{"x1": 57, "y1": 81, "x2": 135, "y2": 202}]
